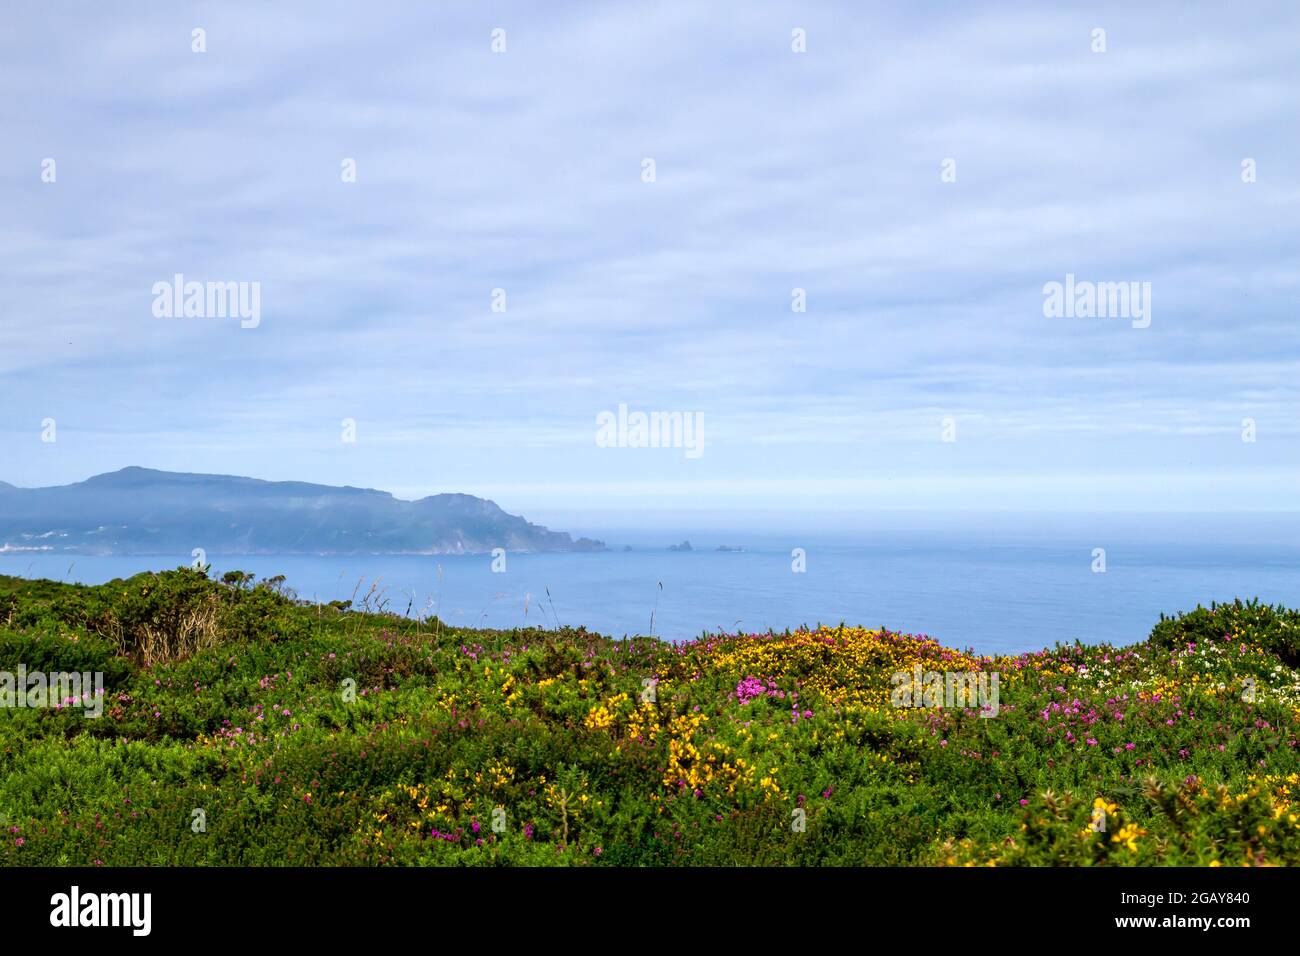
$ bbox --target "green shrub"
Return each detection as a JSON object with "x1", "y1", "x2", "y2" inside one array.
[
  {"x1": 1, "y1": 571, "x2": 1298, "y2": 867},
  {"x1": 0, "y1": 627, "x2": 131, "y2": 686},
  {"x1": 1149, "y1": 598, "x2": 1300, "y2": 667}
]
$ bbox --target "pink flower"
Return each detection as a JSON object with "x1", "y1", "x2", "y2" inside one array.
[{"x1": 1125, "y1": 742, "x2": 1136, "y2": 751}]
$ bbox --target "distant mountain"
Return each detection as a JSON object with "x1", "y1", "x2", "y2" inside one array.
[{"x1": 0, "y1": 467, "x2": 605, "y2": 556}]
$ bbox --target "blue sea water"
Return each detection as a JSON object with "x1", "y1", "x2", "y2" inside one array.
[{"x1": 2, "y1": 514, "x2": 1297, "y2": 655}]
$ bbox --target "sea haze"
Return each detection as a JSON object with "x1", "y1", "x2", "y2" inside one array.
[{"x1": 2, "y1": 512, "x2": 1296, "y2": 655}]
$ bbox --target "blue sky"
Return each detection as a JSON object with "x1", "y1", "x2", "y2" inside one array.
[{"x1": 1, "y1": 1, "x2": 1297, "y2": 527}]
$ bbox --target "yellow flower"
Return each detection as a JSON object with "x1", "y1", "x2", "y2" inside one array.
[{"x1": 1111, "y1": 823, "x2": 1144, "y2": 853}]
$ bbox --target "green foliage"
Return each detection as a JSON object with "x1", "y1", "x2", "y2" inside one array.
[
  {"x1": 1149, "y1": 598, "x2": 1300, "y2": 667},
  {"x1": 0, "y1": 572, "x2": 1297, "y2": 867}
]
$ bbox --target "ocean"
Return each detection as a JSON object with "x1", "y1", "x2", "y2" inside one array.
[{"x1": 2, "y1": 513, "x2": 1297, "y2": 655}]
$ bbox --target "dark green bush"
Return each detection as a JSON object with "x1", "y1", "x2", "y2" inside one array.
[
  {"x1": 0, "y1": 627, "x2": 131, "y2": 686},
  {"x1": 2, "y1": 571, "x2": 1299, "y2": 867},
  {"x1": 1149, "y1": 598, "x2": 1300, "y2": 666}
]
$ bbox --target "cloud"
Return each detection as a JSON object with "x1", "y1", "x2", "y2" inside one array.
[{"x1": 1, "y1": 1, "x2": 1296, "y2": 515}]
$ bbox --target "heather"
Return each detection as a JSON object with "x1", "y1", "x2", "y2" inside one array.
[{"x1": 1, "y1": 570, "x2": 1297, "y2": 866}]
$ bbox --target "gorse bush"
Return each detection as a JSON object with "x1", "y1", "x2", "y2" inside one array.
[
  {"x1": 2, "y1": 568, "x2": 308, "y2": 669},
  {"x1": 941, "y1": 775, "x2": 1300, "y2": 866},
  {"x1": 98, "y1": 572, "x2": 223, "y2": 667},
  {"x1": 0, "y1": 627, "x2": 131, "y2": 687},
  {"x1": 0, "y1": 573, "x2": 1297, "y2": 866},
  {"x1": 1149, "y1": 598, "x2": 1300, "y2": 668}
]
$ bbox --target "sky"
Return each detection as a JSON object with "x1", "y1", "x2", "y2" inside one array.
[{"x1": 1, "y1": 1, "x2": 1297, "y2": 529}]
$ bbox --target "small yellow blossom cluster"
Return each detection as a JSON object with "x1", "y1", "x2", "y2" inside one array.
[
  {"x1": 1079, "y1": 797, "x2": 1120, "y2": 838},
  {"x1": 1111, "y1": 823, "x2": 1145, "y2": 853},
  {"x1": 480, "y1": 761, "x2": 516, "y2": 790},
  {"x1": 1239, "y1": 772, "x2": 1300, "y2": 820},
  {"x1": 367, "y1": 782, "x2": 440, "y2": 846},
  {"x1": 757, "y1": 767, "x2": 781, "y2": 800},
  {"x1": 584, "y1": 692, "x2": 630, "y2": 731}
]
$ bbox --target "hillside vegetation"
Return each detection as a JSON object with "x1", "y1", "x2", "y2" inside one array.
[{"x1": 1, "y1": 569, "x2": 1298, "y2": 866}]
